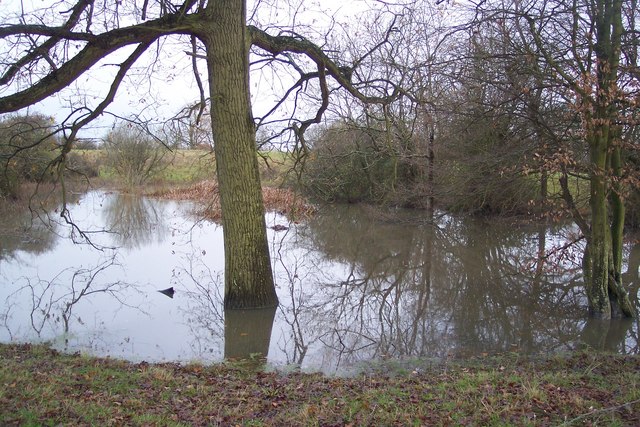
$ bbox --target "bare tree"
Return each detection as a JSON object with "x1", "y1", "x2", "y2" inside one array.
[
  {"x1": 467, "y1": 0, "x2": 639, "y2": 317},
  {"x1": 103, "y1": 122, "x2": 169, "y2": 188},
  {"x1": 163, "y1": 104, "x2": 214, "y2": 149},
  {"x1": 0, "y1": 0, "x2": 399, "y2": 309}
]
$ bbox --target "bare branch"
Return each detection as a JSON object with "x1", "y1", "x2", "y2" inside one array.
[
  {"x1": 189, "y1": 35, "x2": 207, "y2": 124},
  {"x1": 0, "y1": 15, "x2": 198, "y2": 113},
  {"x1": 248, "y1": 25, "x2": 400, "y2": 105}
]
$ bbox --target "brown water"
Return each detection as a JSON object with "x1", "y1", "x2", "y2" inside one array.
[{"x1": 1, "y1": 191, "x2": 638, "y2": 374}]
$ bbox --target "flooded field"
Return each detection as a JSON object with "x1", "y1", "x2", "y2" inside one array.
[{"x1": 1, "y1": 191, "x2": 638, "y2": 374}]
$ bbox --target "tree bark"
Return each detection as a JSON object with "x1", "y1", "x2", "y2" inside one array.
[
  {"x1": 583, "y1": 0, "x2": 635, "y2": 318},
  {"x1": 587, "y1": 132, "x2": 612, "y2": 318},
  {"x1": 202, "y1": 0, "x2": 278, "y2": 309}
]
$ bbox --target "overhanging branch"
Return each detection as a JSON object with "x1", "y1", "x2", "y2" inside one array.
[
  {"x1": 248, "y1": 25, "x2": 400, "y2": 105},
  {"x1": 0, "y1": 0, "x2": 94, "y2": 86},
  {"x1": 0, "y1": 15, "x2": 197, "y2": 113}
]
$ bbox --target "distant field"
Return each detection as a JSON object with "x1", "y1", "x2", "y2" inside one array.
[
  {"x1": 162, "y1": 149, "x2": 216, "y2": 184},
  {"x1": 543, "y1": 172, "x2": 590, "y2": 212},
  {"x1": 72, "y1": 148, "x2": 293, "y2": 188}
]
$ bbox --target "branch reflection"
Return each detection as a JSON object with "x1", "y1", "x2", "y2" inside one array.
[
  {"x1": 271, "y1": 205, "x2": 639, "y2": 372},
  {"x1": 2, "y1": 255, "x2": 137, "y2": 343},
  {"x1": 5, "y1": 192, "x2": 635, "y2": 372}
]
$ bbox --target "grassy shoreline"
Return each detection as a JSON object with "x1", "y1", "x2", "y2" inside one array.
[{"x1": 1, "y1": 343, "x2": 639, "y2": 426}]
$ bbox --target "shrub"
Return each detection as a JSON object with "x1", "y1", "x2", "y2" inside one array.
[
  {"x1": 65, "y1": 151, "x2": 100, "y2": 178},
  {"x1": 301, "y1": 123, "x2": 404, "y2": 204},
  {"x1": 0, "y1": 114, "x2": 57, "y2": 198},
  {"x1": 435, "y1": 159, "x2": 539, "y2": 216},
  {"x1": 103, "y1": 123, "x2": 168, "y2": 188}
]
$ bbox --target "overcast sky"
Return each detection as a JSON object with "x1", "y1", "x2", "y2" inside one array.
[{"x1": 1, "y1": 0, "x2": 384, "y2": 140}]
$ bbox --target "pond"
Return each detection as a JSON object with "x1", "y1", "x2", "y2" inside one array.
[{"x1": 1, "y1": 190, "x2": 639, "y2": 374}]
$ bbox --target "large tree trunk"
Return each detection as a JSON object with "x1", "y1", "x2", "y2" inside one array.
[
  {"x1": 202, "y1": 0, "x2": 278, "y2": 309},
  {"x1": 583, "y1": 0, "x2": 635, "y2": 318},
  {"x1": 584, "y1": 142, "x2": 635, "y2": 318}
]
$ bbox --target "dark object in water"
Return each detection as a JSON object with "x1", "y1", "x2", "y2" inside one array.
[{"x1": 158, "y1": 287, "x2": 175, "y2": 298}]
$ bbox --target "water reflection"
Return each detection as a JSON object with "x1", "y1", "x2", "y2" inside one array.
[
  {"x1": 102, "y1": 193, "x2": 170, "y2": 249},
  {"x1": 0, "y1": 197, "x2": 66, "y2": 262},
  {"x1": 0, "y1": 192, "x2": 638, "y2": 373},
  {"x1": 225, "y1": 307, "x2": 277, "y2": 367},
  {"x1": 0, "y1": 215, "x2": 54, "y2": 262},
  {"x1": 270, "y1": 206, "x2": 639, "y2": 371},
  {"x1": 624, "y1": 243, "x2": 640, "y2": 299}
]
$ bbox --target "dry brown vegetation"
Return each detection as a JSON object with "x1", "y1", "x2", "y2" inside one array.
[{"x1": 148, "y1": 180, "x2": 315, "y2": 222}]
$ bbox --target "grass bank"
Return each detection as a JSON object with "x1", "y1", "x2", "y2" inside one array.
[{"x1": 1, "y1": 343, "x2": 639, "y2": 426}]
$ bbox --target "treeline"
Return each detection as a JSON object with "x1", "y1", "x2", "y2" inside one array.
[
  {"x1": 0, "y1": 114, "x2": 98, "y2": 199},
  {"x1": 0, "y1": 117, "x2": 193, "y2": 197},
  {"x1": 4, "y1": 1, "x2": 637, "y2": 226},
  {"x1": 301, "y1": 120, "x2": 542, "y2": 217},
  {"x1": 295, "y1": 0, "x2": 639, "y2": 228}
]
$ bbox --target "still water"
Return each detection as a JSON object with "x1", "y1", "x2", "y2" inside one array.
[{"x1": 1, "y1": 191, "x2": 638, "y2": 374}]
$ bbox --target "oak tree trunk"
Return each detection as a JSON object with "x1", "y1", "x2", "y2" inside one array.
[{"x1": 202, "y1": 0, "x2": 278, "y2": 309}]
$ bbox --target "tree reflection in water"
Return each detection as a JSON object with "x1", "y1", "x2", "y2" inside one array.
[
  {"x1": 1, "y1": 192, "x2": 638, "y2": 372},
  {"x1": 224, "y1": 307, "x2": 277, "y2": 368},
  {"x1": 103, "y1": 193, "x2": 170, "y2": 249},
  {"x1": 2, "y1": 255, "x2": 138, "y2": 343},
  {"x1": 0, "y1": 190, "x2": 84, "y2": 263},
  {"x1": 177, "y1": 204, "x2": 639, "y2": 372},
  {"x1": 267, "y1": 205, "x2": 639, "y2": 372},
  {"x1": 1, "y1": 191, "x2": 192, "y2": 359},
  {"x1": 176, "y1": 261, "x2": 225, "y2": 360}
]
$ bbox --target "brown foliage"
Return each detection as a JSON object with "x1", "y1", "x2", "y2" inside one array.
[
  {"x1": 261, "y1": 186, "x2": 316, "y2": 220},
  {"x1": 150, "y1": 180, "x2": 315, "y2": 222}
]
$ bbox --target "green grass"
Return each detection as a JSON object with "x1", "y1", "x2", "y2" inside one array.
[
  {"x1": 72, "y1": 148, "x2": 294, "y2": 188},
  {"x1": 546, "y1": 172, "x2": 590, "y2": 206},
  {"x1": 95, "y1": 148, "x2": 216, "y2": 185},
  {"x1": 160, "y1": 149, "x2": 216, "y2": 184},
  {"x1": 1, "y1": 343, "x2": 639, "y2": 426},
  {"x1": 258, "y1": 149, "x2": 295, "y2": 187}
]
